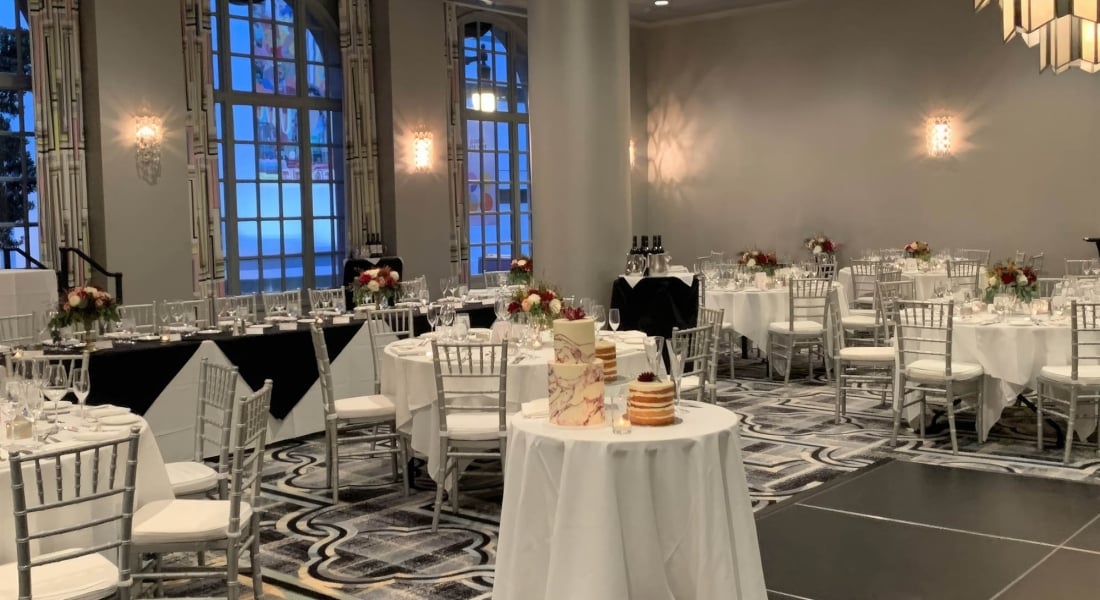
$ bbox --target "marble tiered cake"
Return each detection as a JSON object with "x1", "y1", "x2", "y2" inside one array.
[
  {"x1": 595, "y1": 340, "x2": 617, "y2": 382},
  {"x1": 627, "y1": 373, "x2": 676, "y2": 426},
  {"x1": 547, "y1": 318, "x2": 605, "y2": 426}
]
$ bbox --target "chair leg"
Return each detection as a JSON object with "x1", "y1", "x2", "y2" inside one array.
[
  {"x1": 431, "y1": 454, "x2": 448, "y2": 532},
  {"x1": 400, "y1": 435, "x2": 410, "y2": 497},
  {"x1": 227, "y1": 544, "x2": 240, "y2": 600},
  {"x1": 767, "y1": 335, "x2": 774, "y2": 380},
  {"x1": 891, "y1": 378, "x2": 903, "y2": 448},
  {"x1": 1036, "y1": 382, "x2": 1045, "y2": 451},
  {"x1": 834, "y1": 364, "x2": 844, "y2": 424},
  {"x1": 451, "y1": 458, "x2": 461, "y2": 513},
  {"x1": 251, "y1": 517, "x2": 264, "y2": 599},
  {"x1": 1065, "y1": 387, "x2": 1078, "y2": 465},
  {"x1": 945, "y1": 382, "x2": 959, "y2": 455},
  {"x1": 918, "y1": 392, "x2": 926, "y2": 440},
  {"x1": 499, "y1": 438, "x2": 508, "y2": 473}
]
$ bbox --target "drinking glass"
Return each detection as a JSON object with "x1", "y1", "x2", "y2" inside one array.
[
  {"x1": 608, "y1": 308, "x2": 621, "y2": 338},
  {"x1": 1051, "y1": 296, "x2": 1068, "y2": 321},
  {"x1": 643, "y1": 336, "x2": 665, "y2": 378},
  {"x1": 494, "y1": 295, "x2": 511, "y2": 322},
  {"x1": 159, "y1": 302, "x2": 172, "y2": 332},
  {"x1": 418, "y1": 287, "x2": 430, "y2": 306},
  {"x1": 457, "y1": 283, "x2": 469, "y2": 302},
  {"x1": 426, "y1": 304, "x2": 441, "y2": 337},
  {"x1": 591, "y1": 304, "x2": 606, "y2": 334},
  {"x1": 170, "y1": 302, "x2": 184, "y2": 324},
  {"x1": 41, "y1": 365, "x2": 68, "y2": 407},
  {"x1": 441, "y1": 304, "x2": 456, "y2": 339},
  {"x1": 668, "y1": 337, "x2": 686, "y2": 415},
  {"x1": 71, "y1": 367, "x2": 90, "y2": 423},
  {"x1": 439, "y1": 277, "x2": 450, "y2": 301}
]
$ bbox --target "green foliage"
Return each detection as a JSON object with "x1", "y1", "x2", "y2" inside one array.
[{"x1": 0, "y1": 26, "x2": 36, "y2": 249}]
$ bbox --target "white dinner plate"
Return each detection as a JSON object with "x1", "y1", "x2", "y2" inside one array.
[
  {"x1": 72, "y1": 430, "x2": 126, "y2": 442},
  {"x1": 98, "y1": 414, "x2": 142, "y2": 426},
  {"x1": 88, "y1": 405, "x2": 130, "y2": 418},
  {"x1": 136, "y1": 335, "x2": 161, "y2": 341}
]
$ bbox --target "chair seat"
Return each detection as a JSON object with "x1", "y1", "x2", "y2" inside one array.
[
  {"x1": 680, "y1": 374, "x2": 702, "y2": 390},
  {"x1": 1038, "y1": 365, "x2": 1100, "y2": 385},
  {"x1": 444, "y1": 411, "x2": 505, "y2": 441},
  {"x1": 0, "y1": 550, "x2": 118, "y2": 600},
  {"x1": 839, "y1": 346, "x2": 895, "y2": 362},
  {"x1": 841, "y1": 315, "x2": 881, "y2": 328},
  {"x1": 768, "y1": 320, "x2": 823, "y2": 335},
  {"x1": 855, "y1": 295, "x2": 875, "y2": 305},
  {"x1": 133, "y1": 499, "x2": 253, "y2": 545},
  {"x1": 849, "y1": 308, "x2": 877, "y2": 317},
  {"x1": 906, "y1": 359, "x2": 983, "y2": 381},
  {"x1": 165, "y1": 461, "x2": 219, "y2": 497},
  {"x1": 335, "y1": 394, "x2": 397, "y2": 420}
]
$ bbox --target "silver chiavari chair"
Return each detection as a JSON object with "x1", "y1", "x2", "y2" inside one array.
[
  {"x1": 1036, "y1": 301, "x2": 1100, "y2": 464},
  {"x1": 945, "y1": 259, "x2": 982, "y2": 295},
  {"x1": 6, "y1": 352, "x2": 89, "y2": 386},
  {"x1": 697, "y1": 306, "x2": 726, "y2": 389},
  {"x1": 131, "y1": 381, "x2": 272, "y2": 600},
  {"x1": 813, "y1": 260, "x2": 838, "y2": 282},
  {"x1": 0, "y1": 313, "x2": 35, "y2": 347},
  {"x1": 158, "y1": 299, "x2": 211, "y2": 328},
  {"x1": 482, "y1": 271, "x2": 508, "y2": 288},
  {"x1": 767, "y1": 278, "x2": 831, "y2": 383},
  {"x1": 163, "y1": 359, "x2": 239, "y2": 499},
  {"x1": 893, "y1": 300, "x2": 984, "y2": 453},
  {"x1": 1028, "y1": 252, "x2": 1045, "y2": 274},
  {"x1": 826, "y1": 290, "x2": 895, "y2": 424},
  {"x1": 849, "y1": 259, "x2": 881, "y2": 309},
  {"x1": 310, "y1": 323, "x2": 408, "y2": 502},
  {"x1": 260, "y1": 289, "x2": 302, "y2": 317},
  {"x1": 430, "y1": 340, "x2": 508, "y2": 532},
  {"x1": 957, "y1": 248, "x2": 991, "y2": 266},
  {"x1": 1013, "y1": 250, "x2": 1028, "y2": 264},
  {"x1": 1036, "y1": 277, "x2": 1061, "y2": 299},
  {"x1": 671, "y1": 323, "x2": 715, "y2": 403},
  {"x1": 1066, "y1": 259, "x2": 1091, "y2": 277},
  {"x1": 118, "y1": 303, "x2": 157, "y2": 334},
  {"x1": 5, "y1": 426, "x2": 142, "y2": 600},
  {"x1": 307, "y1": 287, "x2": 346, "y2": 314},
  {"x1": 364, "y1": 307, "x2": 416, "y2": 394}
]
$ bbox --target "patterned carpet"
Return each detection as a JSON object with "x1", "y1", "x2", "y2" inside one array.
[{"x1": 163, "y1": 356, "x2": 1100, "y2": 599}]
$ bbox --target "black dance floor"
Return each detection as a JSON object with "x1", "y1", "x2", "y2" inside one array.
[{"x1": 757, "y1": 460, "x2": 1100, "y2": 600}]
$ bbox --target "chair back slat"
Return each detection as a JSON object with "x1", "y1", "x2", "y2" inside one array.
[
  {"x1": 307, "y1": 287, "x2": 345, "y2": 313},
  {"x1": 785, "y1": 278, "x2": 831, "y2": 328},
  {"x1": 894, "y1": 300, "x2": 955, "y2": 373},
  {"x1": 957, "y1": 249, "x2": 990, "y2": 266},
  {"x1": 9, "y1": 427, "x2": 141, "y2": 600},
  {"x1": 118, "y1": 304, "x2": 156, "y2": 333},
  {"x1": 260, "y1": 289, "x2": 302, "y2": 317},
  {"x1": 431, "y1": 341, "x2": 508, "y2": 435}
]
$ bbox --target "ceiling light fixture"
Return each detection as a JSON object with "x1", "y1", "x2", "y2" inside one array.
[
  {"x1": 976, "y1": 0, "x2": 1100, "y2": 74},
  {"x1": 654, "y1": 0, "x2": 669, "y2": 6}
]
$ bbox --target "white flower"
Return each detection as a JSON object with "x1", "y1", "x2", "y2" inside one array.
[
  {"x1": 517, "y1": 259, "x2": 527, "y2": 267},
  {"x1": 68, "y1": 293, "x2": 81, "y2": 307},
  {"x1": 365, "y1": 268, "x2": 380, "y2": 277},
  {"x1": 817, "y1": 237, "x2": 825, "y2": 243},
  {"x1": 526, "y1": 293, "x2": 541, "y2": 306},
  {"x1": 84, "y1": 286, "x2": 96, "y2": 294},
  {"x1": 988, "y1": 276, "x2": 998, "y2": 287},
  {"x1": 549, "y1": 298, "x2": 562, "y2": 314},
  {"x1": 521, "y1": 297, "x2": 534, "y2": 312},
  {"x1": 390, "y1": 271, "x2": 400, "y2": 282},
  {"x1": 1017, "y1": 274, "x2": 1028, "y2": 285},
  {"x1": 747, "y1": 258, "x2": 756, "y2": 267},
  {"x1": 366, "y1": 280, "x2": 380, "y2": 292},
  {"x1": 812, "y1": 246, "x2": 822, "y2": 255}
]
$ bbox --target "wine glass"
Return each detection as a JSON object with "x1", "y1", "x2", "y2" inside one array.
[
  {"x1": 668, "y1": 337, "x2": 686, "y2": 415},
  {"x1": 494, "y1": 294, "x2": 511, "y2": 322},
  {"x1": 643, "y1": 336, "x2": 665, "y2": 378},
  {"x1": 170, "y1": 302, "x2": 184, "y2": 325},
  {"x1": 439, "y1": 277, "x2": 451, "y2": 301},
  {"x1": 591, "y1": 304, "x2": 606, "y2": 334},
  {"x1": 457, "y1": 283, "x2": 469, "y2": 303},
  {"x1": 71, "y1": 367, "x2": 90, "y2": 423},
  {"x1": 441, "y1": 304, "x2": 456, "y2": 339},
  {"x1": 608, "y1": 308, "x2": 621, "y2": 339},
  {"x1": 426, "y1": 303, "x2": 441, "y2": 337},
  {"x1": 159, "y1": 302, "x2": 172, "y2": 333}
]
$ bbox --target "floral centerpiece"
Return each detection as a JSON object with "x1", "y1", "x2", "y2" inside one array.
[
  {"x1": 904, "y1": 241, "x2": 932, "y2": 261},
  {"x1": 984, "y1": 261, "x2": 1038, "y2": 304},
  {"x1": 353, "y1": 266, "x2": 400, "y2": 307},
  {"x1": 738, "y1": 249, "x2": 779, "y2": 276},
  {"x1": 506, "y1": 283, "x2": 562, "y2": 329},
  {"x1": 49, "y1": 285, "x2": 120, "y2": 339},
  {"x1": 804, "y1": 235, "x2": 837, "y2": 257},
  {"x1": 509, "y1": 256, "x2": 533, "y2": 285}
]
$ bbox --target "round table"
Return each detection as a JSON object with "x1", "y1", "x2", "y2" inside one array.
[
  {"x1": 705, "y1": 283, "x2": 849, "y2": 350},
  {"x1": 839, "y1": 267, "x2": 983, "y2": 302},
  {"x1": 381, "y1": 332, "x2": 650, "y2": 481},
  {"x1": 493, "y1": 402, "x2": 765, "y2": 600}
]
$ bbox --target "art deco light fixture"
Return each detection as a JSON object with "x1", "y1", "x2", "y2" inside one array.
[
  {"x1": 975, "y1": 0, "x2": 1100, "y2": 73},
  {"x1": 413, "y1": 129, "x2": 433, "y2": 171},
  {"x1": 134, "y1": 114, "x2": 163, "y2": 167},
  {"x1": 928, "y1": 116, "x2": 952, "y2": 158}
]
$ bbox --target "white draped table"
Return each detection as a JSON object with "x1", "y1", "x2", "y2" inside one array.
[
  {"x1": 705, "y1": 283, "x2": 849, "y2": 350},
  {"x1": 493, "y1": 402, "x2": 765, "y2": 600},
  {"x1": 838, "y1": 267, "x2": 981, "y2": 302},
  {"x1": 0, "y1": 269, "x2": 57, "y2": 318},
  {"x1": 381, "y1": 332, "x2": 649, "y2": 481},
  {"x1": 0, "y1": 416, "x2": 172, "y2": 563}
]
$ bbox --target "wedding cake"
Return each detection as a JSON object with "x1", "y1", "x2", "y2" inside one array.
[
  {"x1": 595, "y1": 340, "x2": 617, "y2": 382},
  {"x1": 627, "y1": 373, "x2": 675, "y2": 426},
  {"x1": 547, "y1": 318, "x2": 605, "y2": 426}
]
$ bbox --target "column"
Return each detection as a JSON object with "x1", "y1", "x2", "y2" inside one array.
[{"x1": 529, "y1": 0, "x2": 631, "y2": 302}]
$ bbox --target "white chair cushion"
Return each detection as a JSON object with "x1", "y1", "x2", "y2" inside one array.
[
  {"x1": 444, "y1": 411, "x2": 504, "y2": 441},
  {"x1": 849, "y1": 309, "x2": 877, "y2": 317},
  {"x1": 1039, "y1": 365, "x2": 1100, "y2": 385},
  {"x1": 0, "y1": 550, "x2": 118, "y2": 600},
  {"x1": 165, "y1": 461, "x2": 219, "y2": 497},
  {"x1": 133, "y1": 499, "x2": 252, "y2": 544},
  {"x1": 855, "y1": 295, "x2": 876, "y2": 305},
  {"x1": 906, "y1": 359, "x2": 983, "y2": 381},
  {"x1": 680, "y1": 374, "x2": 702, "y2": 390},
  {"x1": 839, "y1": 346, "x2": 896, "y2": 362},
  {"x1": 335, "y1": 394, "x2": 396, "y2": 420},
  {"x1": 841, "y1": 315, "x2": 880, "y2": 328},
  {"x1": 768, "y1": 321, "x2": 823, "y2": 335}
]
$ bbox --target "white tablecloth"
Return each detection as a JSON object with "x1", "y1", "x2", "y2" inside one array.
[
  {"x1": 705, "y1": 283, "x2": 849, "y2": 349},
  {"x1": 838, "y1": 267, "x2": 980, "y2": 302},
  {"x1": 0, "y1": 269, "x2": 57, "y2": 318},
  {"x1": 0, "y1": 415, "x2": 172, "y2": 563},
  {"x1": 493, "y1": 402, "x2": 765, "y2": 600},
  {"x1": 382, "y1": 333, "x2": 650, "y2": 481},
  {"x1": 619, "y1": 271, "x2": 695, "y2": 288}
]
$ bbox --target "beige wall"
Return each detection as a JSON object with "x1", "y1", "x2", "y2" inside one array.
[
  {"x1": 82, "y1": 0, "x2": 194, "y2": 304},
  {"x1": 643, "y1": 0, "x2": 1100, "y2": 270}
]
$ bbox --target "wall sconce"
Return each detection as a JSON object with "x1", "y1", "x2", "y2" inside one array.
[
  {"x1": 134, "y1": 114, "x2": 163, "y2": 166},
  {"x1": 927, "y1": 116, "x2": 952, "y2": 158},
  {"x1": 413, "y1": 129, "x2": 433, "y2": 172}
]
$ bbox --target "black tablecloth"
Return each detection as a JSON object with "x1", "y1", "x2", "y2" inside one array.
[
  {"x1": 85, "y1": 304, "x2": 495, "y2": 420},
  {"x1": 609, "y1": 276, "x2": 699, "y2": 340}
]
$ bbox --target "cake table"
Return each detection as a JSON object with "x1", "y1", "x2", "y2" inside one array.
[{"x1": 493, "y1": 402, "x2": 765, "y2": 599}]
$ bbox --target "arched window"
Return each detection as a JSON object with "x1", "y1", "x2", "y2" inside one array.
[
  {"x1": 460, "y1": 17, "x2": 531, "y2": 278},
  {"x1": 210, "y1": 0, "x2": 343, "y2": 293},
  {"x1": 0, "y1": 0, "x2": 36, "y2": 265}
]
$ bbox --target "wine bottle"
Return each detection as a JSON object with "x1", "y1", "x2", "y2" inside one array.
[
  {"x1": 654, "y1": 235, "x2": 663, "y2": 254},
  {"x1": 630, "y1": 236, "x2": 639, "y2": 255},
  {"x1": 641, "y1": 236, "x2": 650, "y2": 256}
]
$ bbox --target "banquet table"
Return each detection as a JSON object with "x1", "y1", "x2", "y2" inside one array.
[
  {"x1": 80, "y1": 304, "x2": 495, "y2": 461},
  {"x1": 704, "y1": 283, "x2": 850, "y2": 350},
  {"x1": 381, "y1": 331, "x2": 650, "y2": 481},
  {"x1": 610, "y1": 272, "x2": 699, "y2": 339},
  {"x1": 492, "y1": 402, "x2": 765, "y2": 600},
  {"x1": 0, "y1": 269, "x2": 57, "y2": 318},
  {"x1": 0, "y1": 414, "x2": 172, "y2": 563}
]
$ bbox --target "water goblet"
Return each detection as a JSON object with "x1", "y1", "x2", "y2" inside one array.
[
  {"x1": 426, "y1": 304, "x2": 441, "y2": 337},
  {"x1": 591, "y1": 305, "x2": 606, "y2": 334},
  {"x1": 71, "y1": 367, "x2": 90, "y2": 424},
  {"x1": 608, "y1": 308, "x2": 621, "y2": 339},
  {"x1": 667, "y1": 337, "x2": 686, "y2": 416},
  {"x1": 643, "y1": 336, "x2": 665, "y2": 378},
  {"x1": 441, "y1": 304, "x2": 456, "y2": 339}
]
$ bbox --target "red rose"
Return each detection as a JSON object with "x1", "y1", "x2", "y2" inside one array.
[
  {"x1": 822, "y1": 241, "x2": 835, "y2": 252},
  {"x1": 358, "y1": 273, "x2": 370, "y2": 284},
  {"x1": 539, "y1": 290, "x2": 553, "y2": 303},
  {"x1": 1001, "y1": 271, "x2": 1014, "y2": 285},
  {"x1": 507, "y1": 301, "x2": 521, "y2": 314}
]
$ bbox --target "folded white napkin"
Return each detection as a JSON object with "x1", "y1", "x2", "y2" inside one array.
[{"x1": 521, "y1": 398, "x2": 549, "y2": 418}]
